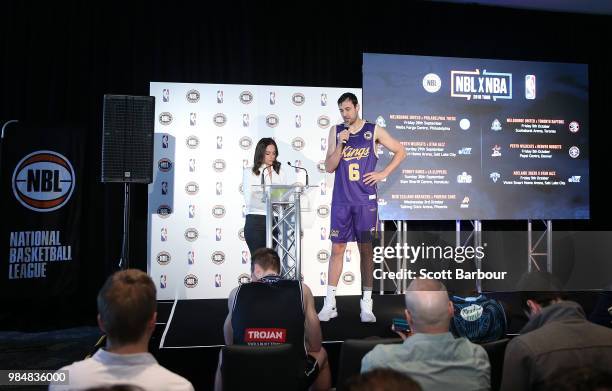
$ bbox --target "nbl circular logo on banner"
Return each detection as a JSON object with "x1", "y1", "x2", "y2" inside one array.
[
  {"x1": 211, "y1": 251, "x2": 226, "y2": 265},
  {"x1": 342, "y1": 271, "x2": 355, "y2": 285},
  {"x1": 158, "y1": 158, "x2": 173, "y2": 172},
  {"x1": 266, "y1": 114, "x2": 279, "y2": 128},
  {"x1": 157, "y1": 205, "x2": 172, "y2": 218},
  {"x1": 156, "y1": 251, "x2": 171, "y2": 265},
  {"x1": 291, "y1": 92, "x2": 305, "y2": 105},
  {"x1": 317, "y1": 205, "x2": 330, "y2": 218},
  {"x1": 239, "y1": 136, "x2": 253, "y2": 150},
  {"x1": 240, "y1": 91, "x2": 254, "y2": 104},
  {"x1": 213, "y1": 159, "x2": 226, "y2": 172},
  {"x1": 186, "y1": 89, "x2": 200, "y2": 103},
  {"x1": 238, "y1": 273, "x2": 251, "y2": 285},
  {"x1": 291, "y1": 137, "x2": 305, "y2": 151},
  {"x1": 213, "y1": 113, "x2": 227, "y2": 127},
  {"x1": 186, "y1": 135, "x2": 200, "y2": 149},
  {"x1": 159, "y1": 112, "x2": 173, "y2": 125},
  {"x1": 12, "y1": 150, "x2": 76, "y2": 212},
  {"x1": 212, "y1": 205, "x2": 226, "y2": 218},
  {"x1": 184, "y1": 274, "x2": 198, "y2": 288},
  {"x1": 317, "y1": 250, "x2": 330, "y2": 263},
  {"x1": 317, "y1": 115, "x2": 330, "y2": 129}
]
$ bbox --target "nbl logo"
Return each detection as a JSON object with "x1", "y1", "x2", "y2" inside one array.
[
  {"x1": 213, "y1": 159, "x2": 226, "y2": 172},
  {"x1": 292, "y1": 92, "x2": 305, "y2": 105},
  {"x1": 186, "y1": 135, "x2": 200, "y2": 149},
  {"x1": 185, "y1": 182, "x2": 199, "y2": 195},
  {"x1": 184, "y1": 274, "x2": 198, "y2": 288},
  {"x1": 158, "y1": 158, "x2": 173, "y2": 172},
  {"x1": 213, "y1": 113, "x2": 227, "y2": 127},
  {"x1": 422, "y1": 73, "x2": 442, "y2": 93},
  {"x1": 186, "y1": 89, "x2": 200, "y2": 103},
  {"x1": 157, "y1": 205, "x2": 172, "y2": 218},
  {"x1": 317, "y1": 250, "x2": 330, "y2": 263},
  {"x1": 184, "y1": 228, "x2": 199, "y2": 242},
  {"x1": 266, "y1": 114, "x2": 279, "y2": 128},
  {"x1": 317, "y1": 205, "x2": 330, "y2": 218},
  {"x1": 238, "y1": 273, "x2": 251, "y2": 285},
  {"x1": 291, "y1": 137, "x2": 305, "y2": 151},
  {"x1": 159, "y1": 112, "x2": 173, "y2": 125},
  {"x1": 317, "y1": 115, "x2": 330, "y2": 129},
  {"x1": 240, "y1": 91, "x2": 254, "y2": 104},
  {"x1": 212, "y1": 205, "x2": 226, "y2": 218},
  {"x1": 156, "y1": 251, "x2": 171, "y2": 265},
  {"x1": 239, "y1": 136, "x2": 253, "y2": 150},
  {"x1": 238, "y1": 228, "x2": 245, "y2": 241},
  {"x1": 211, "y1": 251, "x2": 226, "y2": 265},
  {"x1": 342, "y1": 272, "x2": 355, "y2": 285},
  {"x1": 12, "y1": 150, "x2": 76, "y2": 213}
]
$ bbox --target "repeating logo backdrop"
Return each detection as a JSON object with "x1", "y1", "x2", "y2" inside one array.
[{"x1": 148, "y1": 83, "x2": 363, "y2": 299}]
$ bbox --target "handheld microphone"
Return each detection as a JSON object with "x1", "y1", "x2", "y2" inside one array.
[
  {"x1": 341, "y1": 121, "x2": 349, "y2": 145},
  {"x1": 287, "y1": 161, "x2": 309, "y2": 187}
]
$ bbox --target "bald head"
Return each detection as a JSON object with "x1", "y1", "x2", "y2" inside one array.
[{"x1": 404, "y1": 279, "x2": 452, "y2": 332}]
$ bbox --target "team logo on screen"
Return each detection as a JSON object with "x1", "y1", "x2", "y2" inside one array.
[
  {"x1": 12, "y1": 150, "x2": 76, "y2": 213},
  {"x1": 159, "y1": 112, "x2": 173, "y2": 125},
  {"x1": 238, "y1": 273, "x2": 252, "y2": 285},
  {"x1": 157, "y1": 205, "x2": 172, "y2": 218},
  {"x1": 457, "y1": 172, "x2": 472, "y2": 184},
  {"x1": 186, "y1": 135, "x2": 200, "y2": 149},
  {"x1": 491, "y1": 119, "x2": 502, "y2": 131},
  {"x1": 568, "y1": 176, "x2": 581, "y2": 183},
  {"x1": 185, "y1": 182, "x2": 199, "y2": 195},
  {"x1": 364, "y1": 131, "x2": 373, "y2": 140},
  {"x1": 569, "y1": 121, "x2": 580, "y2": 133},
  {"x1": 375, "y1": 116, "x2": 386, "y2": 128},
  {"x1": 460, "y1": 118, "x2": 471, "y2": 130},
  {"x1": 158, "y1": 158, "x2": 173, "y2": 172},
  {"x1": 186, "y1": 89, "x2": 200, "y2": 103},
  {"x1": 240, "y1": 91, "x2": 254, "y2": 104},
  {"x1": 458, "y1": 147, "x2": 472, "y2": 155},
  {"x1": 490, "y1": 172, "x2": 501, "y2": 183},
  {"x1": 569, "y1": 146, "x2": 580, "y2": 158},
  {"x1": 213, "y1": 113, "x2": 227, "y2": 127},
  {"x1": 423, "y1": 73, "x2": 442, "y2": 93},
  {"x1": 291, "y1": 137, "x2": 305, "y2": 151},
  {"x1": 317, "y1": 205, "x2": 330, "y2": 218},
  {"x1": 184, "y1": 228, "x2": 199, "y2": 242},
  {"x1": 317, "y1": 115, "x2": 330, "y2": 128},
  {"x1": 292, "y1": 92, "x2": 306, "y2": 105},
  {"x1": 342, "y1": 272, "x2": 355, "y2": 285},
  {"x1": 460, "y1": 197, "x2": 470, "y2": 209},
  {"x1": 156, "y1": 251, "x2": 171, "y2": 265},
  {"x1": 317, "y1": 250, "x2": 330, "y2": 263},
  {"x1": 525, "y1": 75, "x2": 536, "y2": 100},
  {"x1": 239, "y1": 136, "x2": 253, "y2": 150},
  {"x1": 491, "y1": 145, "x2": 502, "y2": 157},
  {"x1": 238, "y1": 228, "x2": 245, "y2": 241},
  {"x1": 211, "y1": 251, "x2": 226, "y2": 265},
  {"x1": 266, "y1": 114, "x2": 279, "y2": 128},
  {"x1": 212, "y1": 205, "x2": 226, "y2": 218},
  {"x1": 184, "y1": 274, "x2": 198, "y2": 288},
  {"x1": 317, "y1": 161, "x2": 326, "y2": 173},
  {"x1": 213, "y1": 159, "x2": 226, "y2": 172},
  {"x1": 451, "y1": 69, "x2": 512, "y2": 101}
]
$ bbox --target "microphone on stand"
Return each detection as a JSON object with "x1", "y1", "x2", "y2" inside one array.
[{"x1": 287, "y1": 161, "x2": 309, "y2": 187}]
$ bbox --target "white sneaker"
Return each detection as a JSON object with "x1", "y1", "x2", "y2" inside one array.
[
  {"x1": 360, "y1": 299, "x2": 376, "y2": 323},
  {"x1": 318, "y1": 299, "x2": 338, "y2": 322}
]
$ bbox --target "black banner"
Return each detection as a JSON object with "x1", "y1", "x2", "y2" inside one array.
[{"x1": 0, "y1": 123, "x2": 83, "y2": 299}]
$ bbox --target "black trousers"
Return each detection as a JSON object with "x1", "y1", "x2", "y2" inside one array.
[{"x1": 244, "y1": 214, "x2": 267, "y2": 255}]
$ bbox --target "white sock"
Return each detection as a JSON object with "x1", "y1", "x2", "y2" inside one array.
[
  {"x1": 362, "y1": 290, "x2": 372, "y2": 302},
  {"x1": 326, "y1": 285, "x2": 337, "y2": 307}
]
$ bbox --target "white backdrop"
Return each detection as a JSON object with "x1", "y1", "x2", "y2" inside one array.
[{"x1": 148, "y1": 82, "x2": 364, "y2": 299}]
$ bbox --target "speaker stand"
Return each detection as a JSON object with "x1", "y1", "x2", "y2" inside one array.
[{"x1": 118, "y1": 183, "x2": 131, "y2": 269}]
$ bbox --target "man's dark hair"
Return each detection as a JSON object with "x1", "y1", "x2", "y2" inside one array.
[
  {"x1": 97, "y1": 269, "x2": 156, "y2": 345},
  {"x1": 251, "y1": 248, "x2": 281, "y2": 274},
  {"x1": 543, "y1": 366, "x2": 612, "y2": 391},
  {"x1": 337, "y1": 92, "x2": 358, "y2": 107},
  {"x1": 345, "y1": 368, "x2": 422, "y2": 391},
  {"x1": 517, "y1": 271, "x2": 567, "y2": 313}
]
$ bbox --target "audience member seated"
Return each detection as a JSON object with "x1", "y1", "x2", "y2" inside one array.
[
  {"x1": 214, "y1": 248, "x2": 331, "y2": 391},
  {"x1": 500, "y1": 271, "x2": 612, "y2": 391},
  {"x1": 542, "y1": 366, "x2": 612, "y2": 391},
  {"x1": 361, "y1": 278, "x2": 491, "y2": 391},
  {"x1": 450, "y1": 289, "x2": 507, "y2": 343},
  {"x1": 345, "y1": 368, "x2": 422, "y2": 391},
  {"x1": 51, "y1": 269, "x2": 194, "y2": 391}
]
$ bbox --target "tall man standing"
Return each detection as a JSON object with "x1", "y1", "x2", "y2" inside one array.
[{"x1": 318, "y1": 92, "x2": 406, "y2": 322}]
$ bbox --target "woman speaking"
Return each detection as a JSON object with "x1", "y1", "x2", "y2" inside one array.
[{"x1": 242, "y1": 138, "x2": 286, "y2": 255}]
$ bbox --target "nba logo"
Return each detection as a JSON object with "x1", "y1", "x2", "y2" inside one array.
[
  {"x1": 243, "y1": 159, "x2": 249, "y2": 169},
  {"x1": 525, "y1": 75, "x2": 536, "y2": 99},
  {"x1": 160, "y1": 228, "x2": 167, "y2": 242},
  {"x1": 320, "y1": 272, "x2": 327, "y2": 285},
  {"x1": 189, "y1": 159, "x2": 196, "y2": 172},
  {"x1": 345, "y1": 249, "x2": 351, "y2": 262},
  {"x1": 162, "y1": 89, "x2": 169, "y2": 102},
  {"x1": 217, "y1": 90, "x2": 223, "y2": 103},
  {"x1": 320, "y1": 227, "x2": 327, "y2": 240},
  {"x1": 321, "y1": 93, "x2": 327, "y2": 106},
  {"x1": 188, "y1": 250, "x2": 195, "y2": 265},
  {"x1": 242, "y1": 204, "x2": 247, "y2": 218},
  {"x1": 270, "y1": 91, "x2": 276, "y2": 105},
  {"x1": 243, "y1": 113, "x2": 250, "y2": 127},
  {"x1": 162, "y1": 134, "x2": 169, "y2": 148},
  {"x1": 294, "y1": 160, "x2": 301, "y2": 173},
  {"x1": 190, "y1": 112, "x2": 196, "y2": 126},
  {"x1": 216, "y1": 182, "x2": 222, "y2": 195},
  {"x1": 242, "y1": 250, "x2": 249, "y2": 264},
  {"x1": 161, "y1": 181, "x2": 168, "y2": 195},
  {"x1": 215, "y1": 274, "x2": 222, "y2": 287},
  {"x1": 160, "y1": 275, "x2": 167, "y2": 288},
  {"x1": 321, "y1": 138, "x2": 327, "y2": 151},
  {"x1": 189, "y1": 205, "x2": 195, "y2": 218},
  {"x1": 320, "y1": 181, "x2": 326, "y2": 195},
  {"x1": 295, "y1": 114, "x2": 301, "y2": 128},
  {"x1": 216, "y1": 228, "x2": 222, "y2": 241},
  {"x1": 217, "y1": 136, "x2": 223, "y2": 149}
]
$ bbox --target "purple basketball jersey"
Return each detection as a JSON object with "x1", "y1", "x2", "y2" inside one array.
[{"x1": 332, "y1": 121, "x2": 378, "y2": 205}]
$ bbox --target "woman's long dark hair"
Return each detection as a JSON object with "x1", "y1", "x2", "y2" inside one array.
[{"x1": 252, "y1": 137, "x2": 281, "y2": 175}]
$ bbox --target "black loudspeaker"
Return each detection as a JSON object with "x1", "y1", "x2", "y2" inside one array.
[{"x1": 101, "y1": 95, "x2": 155, "y2": 183}]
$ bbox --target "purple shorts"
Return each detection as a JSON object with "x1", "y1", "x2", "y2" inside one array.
[{"x1": 330, "y1": 203, "x2": 378, "y2": 243}]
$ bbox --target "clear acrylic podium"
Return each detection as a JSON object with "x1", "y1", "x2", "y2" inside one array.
[{"x1": 257, "y1": 184, "x2": 316, "y2": 280}]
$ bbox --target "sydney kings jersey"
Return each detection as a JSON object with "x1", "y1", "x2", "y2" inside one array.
[{"x1": 332, "y1": 121, "x2": 378, "y2": 206}]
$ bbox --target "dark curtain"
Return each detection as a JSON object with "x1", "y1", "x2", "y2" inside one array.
[{"x1": 1, "y1": 0, "x2": 611, "y2": 329}]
